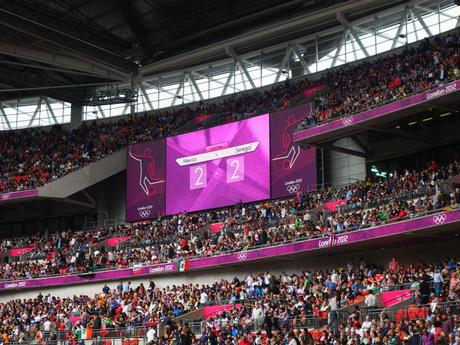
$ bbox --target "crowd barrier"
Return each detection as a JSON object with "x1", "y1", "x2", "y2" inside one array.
[{"x1": 0, "y1": 207, "x2": 458, "y2": 291}]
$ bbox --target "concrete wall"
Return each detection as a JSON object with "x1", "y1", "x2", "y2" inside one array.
[
  {"x1": 326, "y1": 137, "x2": 367, "y2": 186},
  {"x1": 38, "y1": 149, "x2": 126, "y2": 199},
  {"x1": 1, "y1": 239, "x2": 457, "y2": 302},
  {"x1": 87, "y1": 172, "x2": 126, "y2": 223}
]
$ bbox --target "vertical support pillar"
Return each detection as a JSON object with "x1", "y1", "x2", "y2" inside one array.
[
  {"x1": 70, "y1": 103, "x2": 83, "y2": 129},
  {"x1": 130, "y1": 103, "x2": 136, "y2": 116}
]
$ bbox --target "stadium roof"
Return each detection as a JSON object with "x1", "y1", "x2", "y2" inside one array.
[{"x1": 0, "y1": 0, "x2": 406, "y2": 102}]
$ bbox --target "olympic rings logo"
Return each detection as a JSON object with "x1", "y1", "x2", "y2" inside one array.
[
  {"x1": 138, "y1": 210, "x2": 151, "y2": 218},
  {"x1": 432, "y1": 213, "x2": 447, "y2": 225},
  {"x1": 0, "y1": 194, "x2": 9, "y2": 200},
  {"x1": 237, "y1": 253, "x2": 247, "y2": 261},
  {"x1": 342, "y1": 117, "x2": 354, "y2": 126},
  {"x1": 286, "y1": 184, "x2": 300, "y2": 194}
]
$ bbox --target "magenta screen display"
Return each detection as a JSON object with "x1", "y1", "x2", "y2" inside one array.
[
  {"x1": 166, "y1": 114, "x2": 270, "y2": 214},
  {"x1": 126, "y1": 140, "x2": 166, "y2": 222},
  {"x1": 270, "y1": 103, "x2": 317, "y2": 198}
]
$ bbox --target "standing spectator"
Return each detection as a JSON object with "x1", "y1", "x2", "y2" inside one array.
[
  {"x1": 389, "y1": 257, "x2": 400, "y2": 273},
  {"x1": 146, "y1": 326, "x2": 156, "y2": 345},
  {"x1": 433, "y1": 268, "x2": 444, "y2": 297},
  {"x1": 328, "y1": 293, "x2": 339, "y2": 334},
  {"x1": 252, "y1": 302, "x2": 265, "y2": 332},
  {"x1": 421, "y1": 328, "x2": 435, "y2": 345}
]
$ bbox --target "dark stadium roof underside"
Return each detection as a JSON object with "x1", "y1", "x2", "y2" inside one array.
[{"x1": 0, "y1": 0, "x2": 407, "y2": 102}]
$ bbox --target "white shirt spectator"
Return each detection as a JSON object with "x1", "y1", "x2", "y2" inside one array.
[
  {"x1": 43, "y1": 320, "x2": 52, "y2": 332},
  {"x1": 433, "y1": 272, "x2": 444, "y2": 283},
  {"x1": 200, "y1": 291, "x2": 208, "y2": 304},
  {"x1": 329, "y1": 296, "x2": 338, "y2": 311},
  {"x1": 146, "y1": 328, "x2": 156, "y2": 343},
  {"x1": 365, "y1": 293, "x2": 377, "y2": 307}
]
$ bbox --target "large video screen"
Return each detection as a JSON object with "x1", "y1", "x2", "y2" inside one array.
[
  {"x1": 270, "y1": 103, "x2": 317, "y2": 198},
  {"x1": 126, "y1": 140, "x2": 166, "y2": 222},
  {"x1": 166, "y1": 114, "x2": 270, "y2": 214}
]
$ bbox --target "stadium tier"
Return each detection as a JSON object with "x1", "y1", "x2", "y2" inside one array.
[
  {"x1": 0, "y1": 31, "x2": 458, "y2": 195},
  {"x1": 0, "y1": 159, "x2": 458, "y2": 288},
  {"x1": 0, "y1": 257, "x2": 458, "y2": 343},
  {"x1": 0, "y1": 1, "x2": 459, "y2": 345}
]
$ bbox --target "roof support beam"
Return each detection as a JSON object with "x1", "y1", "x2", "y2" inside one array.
[
  {"x1": 44, "y1": 97, "x2": 58, "y2": 124},
  {"x1": 225, "y1": 48, "x2": 256, "y2": 89},
  {"x1": 410, "y1": 10, "x2": 419, "y2": 41},
  {"x1": 221, "y1": 63, "x2": 237, "y2": 96},
  {"x1": 337, "y1": 12, "x2": 369, "y2": 57},
  {"x1": 392, "y1": 8, "x2": 408, "y2": 49},
  {"x1": 274, "y1": 47, "x2": 292, "y2": 83},
  {"x1": 140, "y1": 0, "x2": 419, "y2": 76},
  {"x1": 27, "y1": 97, "x2": 42, "y2": 127},
  {"x1": 332, "y1": 30, "x2": 347, "y2": 67},
  {"x1": 0, "y1": 103, "x2": 12, "y2": 130},
  {"x1": 292, "y1": 45, "x2": 311, "y2": 74},
  {"x1": 171, "y1": 74, "x2": 186, "y2": 106},
  {"x1": 121, "y1": 103, "x2": 131, "y2": 116},
  {"x1": 187, "y1": 72, "x2": 204, "y2": 100},
  {"x1": 355, "y1": 24, "x2": 404, "y2": 45},
  {"x1": 411, "y1": 7, "x2": 433, "y2": 37},
  {"x1": 139, "y1": 84, "x2": 154, "y2": 111},
  {"x1": 96, "y1": 105, "x2": 106, "y2": 118},
  {"x1": 238, "y1": 60, "x2": 256, "y2": 89},
  {"x1": 0, "y1": 8, "x2": 138, "y2": 74},
  {"x1": 192, "y1": 70, "x2": 243, "y2": 94}
]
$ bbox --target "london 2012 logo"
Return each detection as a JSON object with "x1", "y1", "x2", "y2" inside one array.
[
  {"x1": 286, "y1": 184, "x2": 300, "y2": 194},
  {"x1": 432, "y1": 213, "x2": 447, "y2": 225},
  {"x1": 342, "y1": 116, "x2": 354, "y2": 126},
  {"x1": 138, "y1": 209, "x2": 151, "y2": 218}
]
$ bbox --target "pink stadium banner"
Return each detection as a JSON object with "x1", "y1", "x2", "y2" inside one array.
[
  {"x1": 324, "y1": 199, "x2": 347, "y2": 212},
  {"x1": 203, "y1": 304, "x2": 242, "y2": 319},
  {"x1": 10, "y1": 246, "x2": 35, "y2": 257},
  {"x1": 294, "y1": 80, "x2": 460, "y2": 142},
  {"x1": 209, "y1": 222, "x2": 225, "y2": 234},
  {"x1": 0, "y1": 189, "x2": 38, "y2": 202},
  {"x1": 381, "y1": 289, "x2": 411, "y2": 307},
  {"x1": 303, "y1": 84, "x2": 326, "y2": 98},
  {"x1": 0, "y1": 208, "x2": 458, "y2": 290},
  {"x1": 107, "y1": 236, "x2": 131, "y2": 247}
]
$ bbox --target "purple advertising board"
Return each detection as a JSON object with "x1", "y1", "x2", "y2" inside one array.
[
  {"x1": 270, "y1": 103, "x2": 317, "y2": 198},
  {"x1": 293, "y1": 80, "x2": 460, "y2": 142},
  {"x1": 1, "y1": 209, "x2": 458, "y2": 291},
  {"x1": 0, "y1": 189, "x2": 38, "y2": 202},
  {"x1": 126, "y1": 140, "x2": 166, "y2": 222},
  {"x1": 166, "y1": 114, "x2": 270, "y2": 214}
]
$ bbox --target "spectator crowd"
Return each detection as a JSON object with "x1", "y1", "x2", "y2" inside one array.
[
  {"x1": 0, "y1": 256, "x2": 459, "y2": 344},
  {"x1": 0, "y1": 159, "x2": 458, "y2": 282},
  {"x1": 298, "y1": 32, "x2": 460, "y2": 129},
  {"x1": 1, "y1": 31, "x2": 459, "y2": 193}
]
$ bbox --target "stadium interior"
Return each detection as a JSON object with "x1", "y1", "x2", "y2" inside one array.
[{"x1": 0, "y1": 0, "x2": 459, "y2": 344}]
